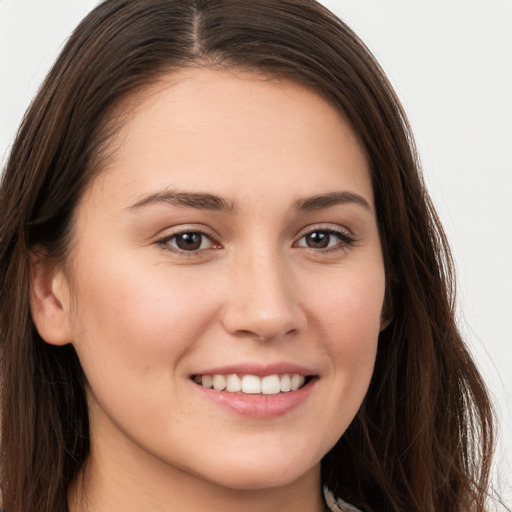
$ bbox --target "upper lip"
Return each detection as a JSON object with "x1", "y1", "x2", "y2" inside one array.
[{"x1": 192, "y1": 362, "x2": 317, "y2": 377}]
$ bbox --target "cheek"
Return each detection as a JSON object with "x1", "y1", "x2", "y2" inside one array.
[
  {"x1": 311, "y1": 261, "x2": 385, "y2": 341},
  {"x1": 308, "y1": 264, "x2": 384, "y2": 395},
  {"x1": 67, "y1": 255, "x2": 219, "y2": 394}
]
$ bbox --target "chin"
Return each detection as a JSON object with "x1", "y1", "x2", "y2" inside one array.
[
  {"x1": 209, "y1": 472, "x2": 310, "y2": 492},
  {"x1": 192, "y1": 452, "x2": 321, "y2": 491}
]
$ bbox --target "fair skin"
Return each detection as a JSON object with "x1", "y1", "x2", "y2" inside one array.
[{"x1": 31, "y1": 68, "x2": 387, "y2": 512}]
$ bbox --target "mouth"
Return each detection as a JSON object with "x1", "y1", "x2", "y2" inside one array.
[
  {"x1": 191, "y1": 366, "x2": 318, "y2": 417},
  {"x1": 192, "y1": 373, "x2": 313, "y2": 395}
]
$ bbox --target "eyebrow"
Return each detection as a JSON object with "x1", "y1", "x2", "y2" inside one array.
[
  {"x1": 294, "y1": 191, "x2": 372, "y2": 212},
  {"x1": 128, "y1": 189, "x2": 371, "y2": 214},
  {"x1": 128, "y1": 190, "x2": 238, "y2": 214}
]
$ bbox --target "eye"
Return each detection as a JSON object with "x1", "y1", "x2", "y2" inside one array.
[
  {"x1": 159, "y1": 231, "x2": 217, "y2": 253},
  {"x1": 294, "y1": 228, "x2": 355, "y2": 251}
]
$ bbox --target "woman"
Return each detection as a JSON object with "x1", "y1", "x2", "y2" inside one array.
[{"x1": 0, "y1": 1, "x2": 496, "y2": 511}]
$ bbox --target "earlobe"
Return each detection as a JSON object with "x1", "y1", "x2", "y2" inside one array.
[
  {"x1": 29, "y1": 251, "x2": 73, "y2": 346},
  {"x1": 379, "y1": 315, "x2": 392, "y2": 332},
  {"x1": 379, "y1": 286, "x2": 393, "y2": 332}
]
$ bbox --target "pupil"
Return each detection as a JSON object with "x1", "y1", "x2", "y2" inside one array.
[
  {"x1": 177, "y1": 233, "x2": 201, "y2": 251},
  {"x1": 307, "y1": 232, "x2": 329, "y2": 248}
]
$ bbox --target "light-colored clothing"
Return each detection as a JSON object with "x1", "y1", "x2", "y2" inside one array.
[{"x1": 323, "y1": 486, "x2": 362, "y2": 512}]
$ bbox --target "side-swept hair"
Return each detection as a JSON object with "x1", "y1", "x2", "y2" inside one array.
[{"x1": 0, "y1": 1, "x2": 494, "y2": 511}]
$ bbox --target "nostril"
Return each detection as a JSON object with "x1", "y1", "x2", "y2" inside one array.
[{"x1": 221, "y1": 272, "x2": 306, "y2": 340}]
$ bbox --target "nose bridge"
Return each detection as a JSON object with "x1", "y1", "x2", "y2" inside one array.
[{"x1": 222, "y1": 244, "x2": 304, "y2": 340}]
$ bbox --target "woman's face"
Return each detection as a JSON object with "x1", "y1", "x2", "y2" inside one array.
[{"x1": 52, "y1": 69, "x2": 387, "y2": 490}]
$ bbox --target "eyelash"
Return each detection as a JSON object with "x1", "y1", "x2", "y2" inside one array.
[
  {"x1": 156, "y1": 226, "x2": 356, "y2": 256},
  {"x1": 293, "y1": 227, "x2": 356, "y2": 253},
  {"x1": 156, "y1": 229, "x2": 219, "y2": 257}
]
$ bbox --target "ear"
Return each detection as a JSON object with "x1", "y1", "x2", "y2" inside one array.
[
  {"x1": 29, "y1": 250, "x2": 73, "y2": 346},
  {"x1": 379, "y1": 315, "x2": 392, "y2": 332},
  {"x1": 379, "y1": 285, "x2": 393, "y2": 332}
]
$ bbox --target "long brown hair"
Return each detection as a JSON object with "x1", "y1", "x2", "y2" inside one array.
[{"x1": 0, "y1": 1, "x2": 495, "y2": 511}]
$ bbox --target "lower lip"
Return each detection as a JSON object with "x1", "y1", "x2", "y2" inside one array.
[{"x1": 194, "y1": 379, "x2": 316, "y2": 418}]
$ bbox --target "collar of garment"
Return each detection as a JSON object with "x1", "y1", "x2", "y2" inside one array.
[{"x1": 323, "y1": 485, "x2": 362, "y2": 512}]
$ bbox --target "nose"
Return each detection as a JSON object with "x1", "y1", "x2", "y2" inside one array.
[{"x1": 221, "y1": 248, "x2": 306, "y2": 342}]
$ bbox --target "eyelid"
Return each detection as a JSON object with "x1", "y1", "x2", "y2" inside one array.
[
  {"x1": 155, "y1": 225, "x2": 222, "y2": 256},
  {"x1": 153, "y1": 223, "x2": 356, "y2": 257},
  {"x1": 292, "y1": 224, "x2": 357, "y2": 251},
  {"x1": 294, "y1": 223, "x2": 354, "y2": 239}
]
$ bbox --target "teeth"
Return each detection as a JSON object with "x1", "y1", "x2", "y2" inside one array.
[
  {"x1": 290, "y1": 374, "x2": 305, "y2": 391},
  {"x1": 212, "y1": 374, "x2": 227, "y2": 391},
  {"x1": 242, "y1": 375, "x2": 261, "y2": 394},
  {"x1": 198, "y1": 373, "x2": 307, "y2": 394},
  {"x1": 201, "y1": 375, "x2": 213, "y2": 388},
  {"x1": 261, "y1": 375, "x2": 281, "y2": 395},
  {"x1": 226, "y1": 374, "x2": 242, "y2": 392},
  {"x1": 280, "y1": 374, "x2": 291, "y2": 392}
]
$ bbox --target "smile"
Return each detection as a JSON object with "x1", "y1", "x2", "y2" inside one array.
[{"x1": 193, "y1": 373, "x2": 307, "y2": 395}]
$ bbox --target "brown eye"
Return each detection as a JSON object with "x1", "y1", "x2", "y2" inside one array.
[
  {"x1": 165, "y1": 232, "x2": 215, "y2": 252},
  {"x1": 295, "y1": 229, "x2": 355, "y2": 251},
  {"x1": 304, "y1": 231, "x2": 330, "y2": 249}
]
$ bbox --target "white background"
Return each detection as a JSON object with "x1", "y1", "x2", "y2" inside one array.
[{"x1": 1, "y1": 0, "x2": 511, "y2": 507}]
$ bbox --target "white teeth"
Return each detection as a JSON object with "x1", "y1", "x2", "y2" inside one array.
[
  {"x1": 242, "y1": 375, "x2": 261, "y2": 394},
  {"x1": 290, "y1": 374, "x2": 305, "y2": 391},
  {"x1": 261, "y1": 375, "x2": 281, "y2": 395},
  {"x1": 196, "y1": 373, "x2": 308, "y2": 394},
  {"x1": 212, "y1": 374, "x2": 226, "y2": 391},
  {"x1": 280, "y1": 374, "x2": 291, "y2": 392},
  {"x1": 226, "y1": 374, "x2": 242, "y2": 392}
]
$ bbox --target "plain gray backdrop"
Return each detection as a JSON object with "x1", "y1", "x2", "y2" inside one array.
[{"x1": 1, "y1": 0, "x2": 511, "y2": 506}]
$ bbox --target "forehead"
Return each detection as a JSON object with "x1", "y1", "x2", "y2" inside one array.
[{"x1": 85, "y1": 67, "x2": 373, "y2": 211}]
